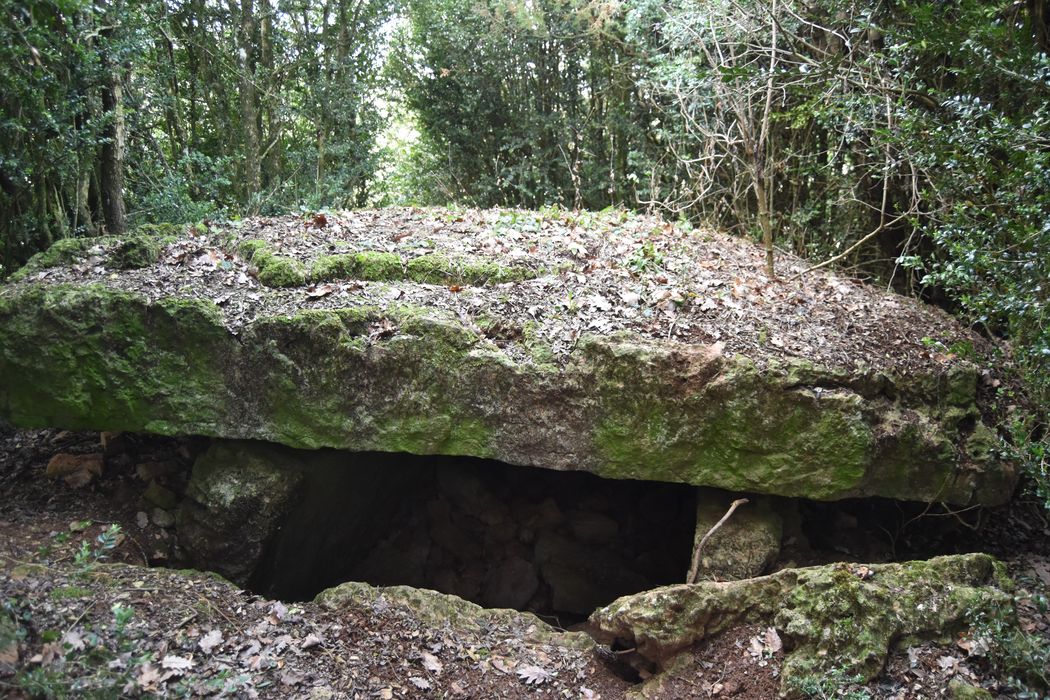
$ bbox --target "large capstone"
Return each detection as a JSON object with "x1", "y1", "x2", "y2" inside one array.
[{"x1": 0, "y1": 210, "x2": 1017, "y2": 504}]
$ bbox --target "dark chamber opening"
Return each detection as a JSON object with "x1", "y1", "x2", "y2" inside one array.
[{"x1": 247, "y1": 452, "x2": 697, "y2": 623}]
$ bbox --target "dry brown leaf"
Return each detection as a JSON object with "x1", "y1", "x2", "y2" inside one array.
[
  {"x1": 198, "y1": 629, "x2": 223, "y2": 654},
  {"x1": 306, "y1": 283, "x2": 335, "y2": 299},
  {"x1": 421, "y1": 651, "x2": 443, "y2": 674},
  {"x1": 517, "y1": 664, "x2": 551, "y2": 685}
]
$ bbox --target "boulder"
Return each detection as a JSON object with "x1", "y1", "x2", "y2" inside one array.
[
  {"x1": 589, "y1": 553, "x2": 1011, "y2": 694},
  {"x1": 689, "y1": 488, "x2": 784, "y2": 581},
  {"x1": 481, "y1": 556, "x2": 539, "y2": 609},
  {"x1": 176, "y1": 441, "x2": 305, "y2": 583},
  {"x1": 0, "y1": 210, "x2": 1017, "y2": 504}
]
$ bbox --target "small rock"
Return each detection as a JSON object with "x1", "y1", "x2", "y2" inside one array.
[
  {"x1": 100, "y1": 431, "x2": 126, "y2": 456},
  {"x1": 143, "y1": 480, "x2": 179, "y2": 510},
  {"x1": 46, "y1": 453, "x2": 103, "y2": 478},
  {"x1": 136, "y1": 460, "x2": 180, "y2": 481},
  {"x1": 948, "y1": 679, "x2": 993, "y2": 700},
  {"x1": 151, "y1": 508, "x2": 176, "y2": 528},
  {"x1": 482, "y1": 556, "x2": 539, "y2": 609},
  {"x1": 690, "y1": 489, "x2": 783, "y2": 581},
  {"x1": 135, "y1": 511, "x2": 149, "y2": 529}
]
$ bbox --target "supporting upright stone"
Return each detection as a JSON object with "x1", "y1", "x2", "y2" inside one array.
[
  {"x1": 688, "y1": 488, "x2": 784, "y2": 582},
  {"x1": 177, "y1": 441, "x2": 305, "y2": 584}
]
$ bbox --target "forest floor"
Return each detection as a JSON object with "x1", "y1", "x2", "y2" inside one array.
[
  {"x1": 16, "y1": 207, "x2": 998, "y2": 376},
  {"x1": 1, "y1": 426, "x2": 1049, "y2": 699}
]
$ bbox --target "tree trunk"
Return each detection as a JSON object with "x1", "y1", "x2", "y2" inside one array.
[
  {"x1": 231, "y1": 0, "x2": 262, "y2": 209},
  {"x1": 100, "y1": 32, "x2": 127, "y2": 236},
  {"x1": 76, "y1": 169, "x2": 94, "y2": 235}
]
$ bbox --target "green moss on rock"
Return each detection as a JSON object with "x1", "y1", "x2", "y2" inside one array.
[
  {"x1": 0, "y1": 280, "x2": 1016, "y2": 505},
  {"x1": 110, "y1": 235, "x2": 162, "y2": 269},
  {"x1": 178, "y1": 441, "x2": 305, "y2": 583},
  {"x1": 316, "y1": 580, "x2": 592, "y2": 650},
  {"x1": 8, "y1": 226, "x2": 180, "y2": 281},
  {"x1": 0, "y1": 284, "x2": 228, "y2": 433},
  {"x1": 237, "y1": 239, "x2": 307, "y2": 287},
  {"x1": 309, "y1": 251, "x2": 403, "y2": 282},
  {"x1": 405, "y1": 253, "x2": 540, "y2": 286},
  {"x1": 589, "y1": 553, "x2": 1011, "y2": 696}
]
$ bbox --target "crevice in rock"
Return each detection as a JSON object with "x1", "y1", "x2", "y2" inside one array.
[
  {"x1": 238, "y1": 452, "x2": 698, "y2": 623},
  {"x1": 169, "y1": 435, "x2": 1016, "y2": 627}
]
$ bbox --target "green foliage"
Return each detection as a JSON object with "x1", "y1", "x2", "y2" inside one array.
[
  {"x1": 387, "y1": 0, "x2": 655, "y2": 209},
  {"x1": 1, "y1": 0, "x2": 393, "y2": 278},
  {"x1": 0, "y1": 0, "x2": 106, "y2": 276},
  {"x1": 73, "y1": 523, "x2": 122, "y2": 569},
  {"x1": 789, "y1": 666, "x2": 872, "y2": 699},
  {"x1": 967, "y1": 603, "x2": 1050, "y2": 697}
]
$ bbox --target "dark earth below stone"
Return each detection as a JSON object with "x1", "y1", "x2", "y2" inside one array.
[{"x1": 0, "y1": 208, "x2": 1018, "y2": 504}]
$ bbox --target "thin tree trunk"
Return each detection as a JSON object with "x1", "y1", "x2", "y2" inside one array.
[
  {"x1": 232, "y1": 0, "x2": 262, "y2": 209},
  {"x1": 76, "y1": 169, "x2": 93, "y2": 235},
  {"x1": 100, "y1": 32, "x2": 127, "y2": 236}
]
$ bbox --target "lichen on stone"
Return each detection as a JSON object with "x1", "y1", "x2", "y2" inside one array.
[
  {"x1": 589, "y1": 553, "x2": 1012, "y2": 696},
  {"x1": 315, "y1": 580, "x2": 593, "y2": 650}
]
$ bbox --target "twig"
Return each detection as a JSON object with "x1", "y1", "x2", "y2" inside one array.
[
  {"x1": 796, "y1": 212, "x2": 910, "y2": 277},
  {"x1": 64, "y1": 601, "x2": 98, "y2": 636},
  {"x1": 687, "y1": 498, "x2": 749, "y2": 584}
]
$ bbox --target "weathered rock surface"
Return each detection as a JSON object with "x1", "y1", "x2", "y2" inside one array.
[
  {"x1": 0, "y1": 210, "x2": 1016, "y2": 504},
  {"x1": 589, "y1": 553, "x2": 1011, "y2": 694},
  {"x1": 690, "y1": 489, "x2": 784, "y2": 581},
  {"x1": 177, "y1": 441, "x2": 306, "y2": 583},
  {"x1": 315, "y1": 579, "x2": 593, "y2": 651}
]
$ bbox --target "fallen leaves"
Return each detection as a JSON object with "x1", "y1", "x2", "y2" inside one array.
[
  {"x1": 421, "y1": 651, "x2": 443, "y2": 674},
  {"x1": 161, "y1": 654, "x2": 194, "y2": 672},
  {"x1": 517, "y1": 663, "x2": 552, "y2": 685},
  {"x1": 305, "y1": 283, "x2": 335, "y2": 299},
  {"x1": 198, "y1": 629, "x2": 223, "y2": 654}
]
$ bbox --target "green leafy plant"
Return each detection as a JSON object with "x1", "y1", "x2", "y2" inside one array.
[
  {"x1": 627, "y1": 241, "x2": 664, "y2": 274},
  {"x1": 790, "y1": 667, "x2": 872, "y2": 699},
  {"x1": 967, "y1": 604, "x2": 1050, "y2": 697}
]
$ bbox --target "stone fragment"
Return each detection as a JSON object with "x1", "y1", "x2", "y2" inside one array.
[
  {"x1": 151, "y1": 508, "x2": 176, "y2": 528},
  {"x1": 315, "y1": 580, "x2": 592, "y2": 650},
  {"x1": 177, "y1": 441, "x2": 305, "y2": 583},
  {"x1": 143, "y1": 480, "x2": 178, "y2": 511},
  {"x1": 136, "y1": 461, "x2": 180, "y2": 481},
  {"x1": 536, "y1": 532, "x2": 650, "y2": 615},
  {"x1": 948, "y1": 678, "x2": 994, "y2": 700},
  {"x1": 689, "y1": 489, "x2": 783, "y2": 581},
  {"x1": 45, "y1": 453, "x2": 103, "y2": 478}
]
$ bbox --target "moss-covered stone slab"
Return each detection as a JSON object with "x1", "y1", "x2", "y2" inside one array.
[
  {"x1": 0, "y1": 209, "x2": 1018, "y2": 504},
  {"x1": 315, "y1": 580, "x2": 593, "y2": 650},
  {"x1": 589, "y1": 553, "x2": 1011, "y2": 695}
]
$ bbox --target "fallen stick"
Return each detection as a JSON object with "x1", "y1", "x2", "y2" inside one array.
[{"x1": 687, "y1": 498, "x2": 749, "y2": 584}]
